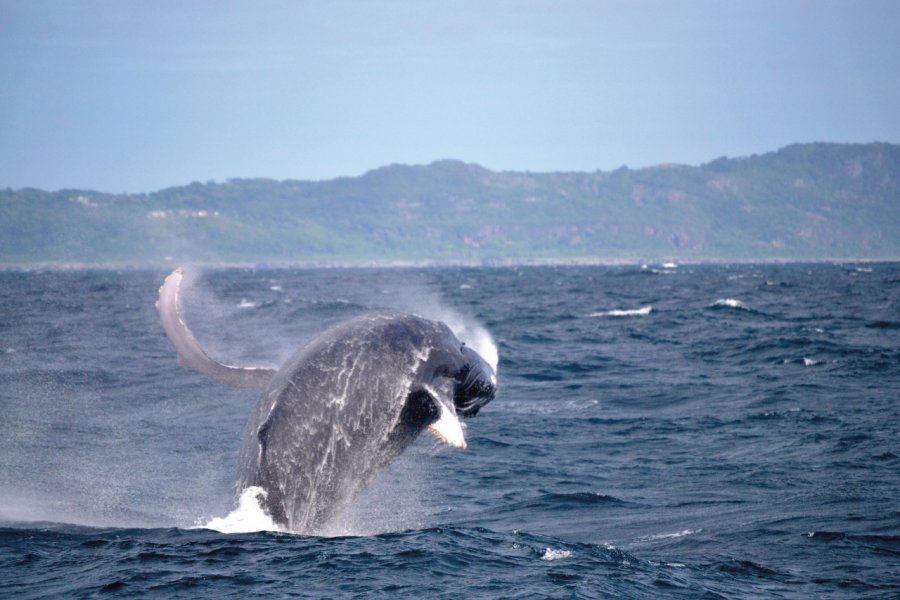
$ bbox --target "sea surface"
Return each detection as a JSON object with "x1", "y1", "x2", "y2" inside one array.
[{"x1": 1, "y1": 263, "x2": 898, "y2": 598}]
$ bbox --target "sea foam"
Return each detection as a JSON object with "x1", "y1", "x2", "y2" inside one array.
[
  {"x1": 641, "y1": 528, "x2": 702, "y2": 541},
  {"x1": 589, "y1": 306, "x2": 652, "y2": 318},
  {"x1": 541, "y1": 548, "x2": 573, "y2": 560},
  {"x1": 711, "y1": 298, "x2": 751, "y2": 311},
  {"x1": 200, "y1": 487, "x2": 282, "y2": 534}
]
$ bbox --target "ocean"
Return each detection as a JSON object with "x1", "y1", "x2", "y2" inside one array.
[{"x1": 1, "y1": 263, "x2": 898, "y2": 598}]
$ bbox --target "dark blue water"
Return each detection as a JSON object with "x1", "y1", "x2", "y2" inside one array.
[{"x1": 1, "y1": 264, "x2": 898, "y2": 598}]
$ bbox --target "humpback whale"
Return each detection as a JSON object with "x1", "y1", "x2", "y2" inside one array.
[{"x1": 156, "y1": 268, "x2": 497, "y2": 533}]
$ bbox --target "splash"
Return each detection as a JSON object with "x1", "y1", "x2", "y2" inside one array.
[
  {"x1": 433, "y1": 309, "x2": 499, "y2": 376},
  {"x1": 316, "y1": 445, "x2": 430, "y2": 537},
  {"x1": 171, "y1": 267, "x2": 289, "y2": 369},
  {"x1": 200, "y1": 487, "x2": 282, "y2": 534},
  {"x1": 383, "y1": 278, "x2": 499, "y2": 377},
  {"x1": 541, "y1": 548, "x2": 573, "y2": 560}
]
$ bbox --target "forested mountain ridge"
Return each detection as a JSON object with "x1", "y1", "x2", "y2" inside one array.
[{"x1": 2, "y1": 142, "x2": 898, "y2": 266}]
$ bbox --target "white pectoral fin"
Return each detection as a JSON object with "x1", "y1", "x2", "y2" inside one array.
[
  {"x1": 425, "y1": 386, "x2": 467, "y2": 449},
  {"x1": 156, "y1": 267, "x2": 275, "y2": 390}
]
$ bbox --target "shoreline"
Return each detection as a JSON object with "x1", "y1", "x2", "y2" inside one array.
[{"x1": 1, "y1": 256, "x2": 897, "y2": 272}]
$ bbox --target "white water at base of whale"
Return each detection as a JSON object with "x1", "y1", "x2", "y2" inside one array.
[
  {"x1": 200, "y1": 487, "x2": 282, "y2": 534},
  {"x1": 198, "y1": 440, "x2": 435, "y2": 537}
]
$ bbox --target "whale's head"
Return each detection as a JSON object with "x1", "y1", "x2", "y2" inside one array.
[
  {"x1": 454, "y1": 345, "x2": 496, "y2": 417},
  {"x1": 404, "y1": 342, "x2": 497, "y2": 451}
]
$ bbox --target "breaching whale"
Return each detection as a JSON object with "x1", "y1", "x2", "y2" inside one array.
[{"x1": 156, "y1": 268, "x2": 497, "y2": 533}]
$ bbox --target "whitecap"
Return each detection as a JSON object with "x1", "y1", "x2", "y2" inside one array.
[
  {"x1": 803, "y1": 357, "x2": 819, "y2": 367},
  {"x1": 199, "y1": 487, "x2": 283, "y2": 534},
  {"x1": 541, "y1": 548, "x2": 573, "y2": 561},
  {"x1": 238, "y1": 298, "x2": 257, "y2": 309},
  {"x1": 661, "y1": 262, "x2": 678, "y2": 269},
  {"x1": 459, "y1": 283, "x2": 473, "y2": 290},
  {"x1": 641, "y1": 528, "x2": 702, "y2": 541},
  {"x1": 712, "y1": 298, "x2": 751, "y2": 310},
  {"x1": 589, "y1": 306, "x2": 652, "y2": 318}
]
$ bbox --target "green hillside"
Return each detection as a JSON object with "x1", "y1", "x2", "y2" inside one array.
[{"x1": 2, "y1": 143, "x2": 898, "y2": 267}]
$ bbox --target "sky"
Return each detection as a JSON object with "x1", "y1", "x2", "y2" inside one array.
[{"x1": 1, "y1": 0, "x2": 899, "y2": 192}]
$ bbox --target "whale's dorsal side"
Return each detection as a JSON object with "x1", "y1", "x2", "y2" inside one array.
[{"x1": 156, "y1": 268, "x2": 276, "y2": 390}]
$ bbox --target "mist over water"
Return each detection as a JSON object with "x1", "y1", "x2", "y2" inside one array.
[
  {"x1": 176, "y1": 266, "x2": 498, "y2": 378},
  {"x1": 1, "y1": 264, "x2": 898, "y2": 598}
]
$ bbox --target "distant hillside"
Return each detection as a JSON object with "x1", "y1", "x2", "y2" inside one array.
[{"x1": 2, "y1": 142, "x2": 898, "y2": 267}]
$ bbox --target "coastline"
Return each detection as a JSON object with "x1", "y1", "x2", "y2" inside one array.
[{"x1": 1, "y1": 255, "x2": 896, "y2": 272}]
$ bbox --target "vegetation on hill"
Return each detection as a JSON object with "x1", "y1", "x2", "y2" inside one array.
[{"x1": 2, "y1": 143, "x2": 898, "y2": 266}]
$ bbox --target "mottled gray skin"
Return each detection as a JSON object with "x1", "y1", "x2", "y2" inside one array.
[
  {"x1": 236, "y1": 312, "x2": 494, "y2": 533},
  {"x1": 157, "y1": 269, "x2": 495, "y2": 534}
]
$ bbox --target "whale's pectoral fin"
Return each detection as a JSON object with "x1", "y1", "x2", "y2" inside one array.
[
  {"x1": 421, "y1": 380, "x2": 467, "y2": 449},
  {"x1": 156, "y1": 267, "x2": 277, "y2": 390}
]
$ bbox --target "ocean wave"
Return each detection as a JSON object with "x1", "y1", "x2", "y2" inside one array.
[
  {"x1": 4, "y1": 264, "x2": 899, "y2": 598},
  {"x1": 710, "y1": 298, "x2": 752, "y2": 311},
  {"x1": 708, "y1": 558, "x2": 784, "y2": 577},
  {"x1": 804, "y1": 531, "x2": 900, "y2": 545},
  {"x1": 589, "y1": 306, "x2": 653, "y2": 318},
  {"x1": 503, "y1": 491, "x2": 630, "y2": 513},
  {"x1": 639, "y1": 528, "x2": 703, "y2": 541},
  {"x1": 540, "y1": 547, "x2": 573, "y2": 560},
  {"x1": 865, "y1": 320, "x2": 900, "y2": 329}
]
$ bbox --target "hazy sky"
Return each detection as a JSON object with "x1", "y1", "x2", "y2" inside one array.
[{"x1": 2, "y1": 0, "x2": 899, "y2": 192}]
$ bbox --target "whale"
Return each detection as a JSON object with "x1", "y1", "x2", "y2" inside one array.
[{"x1": 156, "y1": 268, "x2": 497, "y2": 533}]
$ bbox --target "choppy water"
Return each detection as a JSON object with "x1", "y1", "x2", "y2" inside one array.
[{"x1": 1, "y1": 263, "x2": 898, "y2": 598}]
